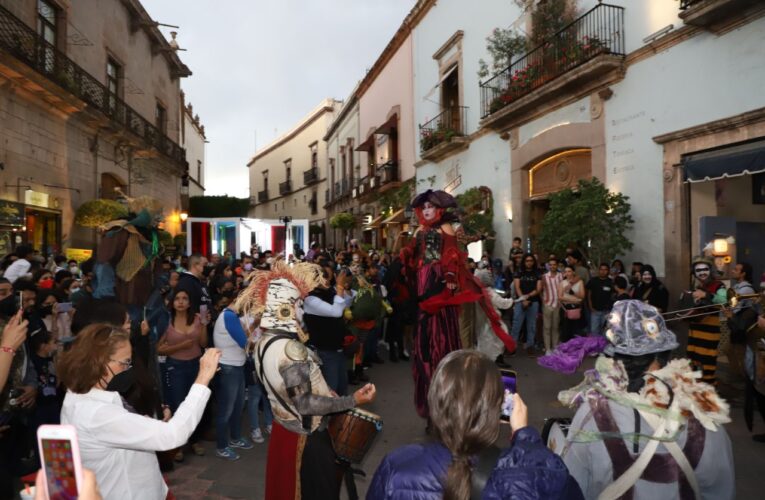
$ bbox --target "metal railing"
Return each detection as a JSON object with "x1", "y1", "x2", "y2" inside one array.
[
  {"x1": 0, "y1": 4, "x2": 185, "y2": 165},
  {"x1": 279, "y1": 180, "x2": 292, "y2": 195},
  {"x1": 258, "y1": 190, "x2": 269, "y2": 203},
  {"x1": 303, "y1": 167, "x2": 319, "y2": 185},
  {"x1": 377, "y1": 160, "x2": 399, "y2": 185},
  {"x1": 479, "y1": 3, "x2": 625, "y2": 118},
  {"x1": 419, "y1": 107, "x2": 468, "y2": 153},
  {"x1": 680, "y1": 0, "x2": 704, "y2": 9}
]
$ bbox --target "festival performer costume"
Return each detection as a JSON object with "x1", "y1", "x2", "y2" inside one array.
[
  {"x1": 685, "y1": 256, "x2": 727, "y2": 384},
  {"x1": 400, "y1": 190, "x2": 515, "y2": 419},
  {"x1": 474, "y1": 268, "x2": 514, "y2": 361},
  {"x1": 554, "y1": 301, "x2": 734, "y2": 500},
  {"x1": 239, "y1": 261, "x2": 373, "y2": 500}
]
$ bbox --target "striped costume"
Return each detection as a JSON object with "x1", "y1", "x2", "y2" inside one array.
[{"x1": 686, "y1": 280, "x2": 726, "y2": 384}]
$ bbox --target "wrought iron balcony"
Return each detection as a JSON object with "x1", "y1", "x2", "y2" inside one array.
[
  {"x1": 479, "y1": 3, "x2": 625, "y2": 120},
  {"x1": 0, "y1": 4, "x2": 185, "y2": 167},
  {"x1": 678, "y1": 0, "x2": 759, "y2": 28},
  {"x1": 279, "y1": 180, "x2": 292, "y2": 195},
  {"x1": 303, "y1": 167, "x2": 319, "y2": 185},
  {"x1": 419, "y1": 107, "x2": 469, "y2": 160},
  {"x1": 377, "y1": 160, "x2": 399, "y2": 186},
  {"x1": 258, "y1": 190, "x2": 269, "y2": 203}
]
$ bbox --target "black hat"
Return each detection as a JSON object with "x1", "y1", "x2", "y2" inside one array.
[{"x1": 411, "y1": 189, "x2": 457, "y2": 209}]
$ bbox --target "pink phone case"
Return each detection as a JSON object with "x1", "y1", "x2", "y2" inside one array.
[{"x1": 37, "y1": 424, "x2": 84, "y2": 499}]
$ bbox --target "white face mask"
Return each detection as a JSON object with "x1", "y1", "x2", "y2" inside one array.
[
  {"x1": 69, "y1": 266, "x2": 79, "y2": 274},
  {"x1": 694, "y1": 264, "x2": 711, "y2": 282},
  {"x1": 69, "y1": 287, "x2": 80, "y2": 295}
]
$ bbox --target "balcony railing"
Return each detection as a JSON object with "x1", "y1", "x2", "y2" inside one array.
[
  {"x1": 324, "y1": 189, "x2": 330, "y2": 204},
  {"x1": 258, "y1": 190, "x2": 269, "y2": 203},
  {"x1": 279, "y1": 180, "x2": 292, "y2": 195},
  {"x1": 341, "y1": 178, "x2": 350, "y2": 196},
  {"x1": 303, "y1": 167, "x2": 319, "y2": 185},
  {"x1": 479, "y1": 3, "x2": 625, "y2": 118},
  {"x1": 377, "y1": 160, "x2": 399, "y2": 185},
  {"x1": 419, "y1": 107, "x2": 468, "y2": 153},
  {"x1": 0, "y1": 4, "x2": 185, "y2": 166},
  {"x1": 680, "y1": 0, "x2": 703, "y2": 8}
]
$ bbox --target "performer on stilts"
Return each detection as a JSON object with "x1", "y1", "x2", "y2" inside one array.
[
  {"x1": 238, "y1": 261, "x2": 376, "y2": 500},
  {"x1": 399, "y1": 189, "x2": 515, "y2": 422}
]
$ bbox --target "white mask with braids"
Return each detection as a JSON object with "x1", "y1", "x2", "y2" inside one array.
[{"x1": 260, "y1": 278, "x2": 308, "y2": 342}]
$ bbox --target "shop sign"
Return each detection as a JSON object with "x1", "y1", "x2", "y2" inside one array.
[
  {"x1": 0, "y1": 200, "x2": 25, "y2": 226},
  {"x1": 25, "y1": 190, "x2": 50, "y2": 208},
  {"x1": 65, "y1": 248, "x2": 93, "y2": 263}
]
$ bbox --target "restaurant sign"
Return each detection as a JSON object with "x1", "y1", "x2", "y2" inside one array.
[{"x1": 0, "y1": 200, "x2": 25, "y2": 226}]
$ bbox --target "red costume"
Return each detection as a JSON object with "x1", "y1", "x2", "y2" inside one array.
[{"x1": 401, "y1": 191, "x2": 515, "y2": 418}]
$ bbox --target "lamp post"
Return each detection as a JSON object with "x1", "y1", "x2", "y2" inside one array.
[{"x1": 279, "y1": 215, "x2": 292, "y2": 256}]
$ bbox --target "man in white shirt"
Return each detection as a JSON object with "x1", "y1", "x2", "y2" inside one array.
[
  {"x1": 3, "y1": 245, "x2": 33, "y2": 284},
  {"x1": 541, "y1": 257, "x2": 564, "y2": 354}
]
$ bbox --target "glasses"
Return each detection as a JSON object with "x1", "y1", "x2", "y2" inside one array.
[{"x1": 110, "y1": 358, "x2": 132, "y2": 370}]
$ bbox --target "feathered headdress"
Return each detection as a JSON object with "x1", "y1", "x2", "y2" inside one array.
[{"x1": 232, "y1": 260, "x2": 325, "y2": 341}]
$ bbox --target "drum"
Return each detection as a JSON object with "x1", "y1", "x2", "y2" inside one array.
[
  {"x1": 328, "y1": 407, "x2": 383, "y2": 464},
  {"x1": 541, "y1": 417, "x2": 571, "y2": 456}
]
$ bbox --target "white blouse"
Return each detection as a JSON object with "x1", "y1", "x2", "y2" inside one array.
[{"x1": 61, "y1": 384, "x2": 210, "y2": 500}]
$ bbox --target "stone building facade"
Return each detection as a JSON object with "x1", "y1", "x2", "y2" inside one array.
[
  {"x1": 0, "y1": 0, "x2": 190, "y2": 257},
  {"x1": 247, "y1": 99, "x2": 340, "y2": 246},
  {"x1": 181, "y1": 92, "x2": 206, "y2": 198}
]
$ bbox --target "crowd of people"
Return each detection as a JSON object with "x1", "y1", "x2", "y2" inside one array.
[{"x1": 0, "y1": 186, "x2": 760, "y2": 499}]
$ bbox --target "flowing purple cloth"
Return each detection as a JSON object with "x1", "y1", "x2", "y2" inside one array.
[{"x1": 537, "y1": 336, "x2": 608, "y2": 374}]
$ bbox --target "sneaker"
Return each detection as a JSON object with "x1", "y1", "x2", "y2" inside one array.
[
  {"x1": 229, "y1": 438, "x2": 254, "y2": 450},
  {"x1": 174, "y1": 450, "x2": 184, "y2": 462},
  {"x1": 215, "y1": 447, "x2": 240, "y2": 461},
  {"x1": 265, "y1": 424, "x2": 272, "y2": 434},
  {"x1": 251, "y1": 429, "x2": 264, "y2": 443},
  {"x1": 191, "y1": 443, "x2": 205, "y2": 456}
]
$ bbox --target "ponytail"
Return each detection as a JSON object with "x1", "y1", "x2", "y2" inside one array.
[{"x1": 443, "y1": 455, "x2": 472, "y2": 500}]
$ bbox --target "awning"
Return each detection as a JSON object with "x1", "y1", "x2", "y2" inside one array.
[
  {"x1": 382, "y1": 208, "x2": 406, "y2": 224},
  {"x1": 683, "y1": 139, "x2": 765, "y2": 183},
  {"x1": 363, "y1": 214, "x2": 385, "y2": 231},
  {"x1": 355, "y1": 135, "x2": 375, "y2": 152},
  {"x1": 374, "y1": 114, "x2": 398, "y2": 135}
]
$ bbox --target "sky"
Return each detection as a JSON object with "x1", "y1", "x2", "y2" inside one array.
[{"x1": 141, "y1": 0, "x2": 417, "y2": 198}]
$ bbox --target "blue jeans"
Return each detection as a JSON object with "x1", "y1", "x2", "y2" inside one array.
[
  {"x1": 589, "y1": 310, "x2": 608, "y2": 336},
  {"x1": 215, "y1": 364, "x2": 245, "y2": 450},
  {"x1": 163, "y1": 357, "x2": 199, "y2": 413},
  {"x1": 511, "y1": 301, "x2": 540, "y2": 349},
  {"x1": 318, "y1": 350, "x2": 349, "y2": 396},
  {"x1": 363, "y1": 325, "x2": 381, "y2": 361},
  {"x1": 246, "y1": 382, "x2": 273, "y2": 430}
]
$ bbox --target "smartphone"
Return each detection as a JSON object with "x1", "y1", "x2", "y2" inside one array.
[
  {"x1": 37, "y1": 424, "x2": 84, "y2": 500},
  {"x1": 18, "y1": 291, "x2": 24, "y2": 308},
  {"x1": 57, "y1": 302, "x2": 73, "y2": 313},
  {"x1": 499, "y1": 369, "x2": 517, "y2": 422}
]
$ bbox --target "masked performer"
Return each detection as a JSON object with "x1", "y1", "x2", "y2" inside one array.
[
  {"x1": 400, "y1": 190, "x2": 515, "y2": 420},
  {"x1": 686, "y1": 256, "x2": 727, "y2": 384},
  {"x1": 240, "y1": 261, "x2": 376, "y2": 500},
  {"x1": 558, "y1": 301, "x2": 734, "y2": 499}
]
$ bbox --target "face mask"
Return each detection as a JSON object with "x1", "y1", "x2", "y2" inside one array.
[
  {"x1": 38, "y1": 278, "x2": 54, "y2": 289},
  {"x1": 69, "y1": 287, "x2": 80, "y2": 295},
  {"x1": 39, "y1": 305, "x2": 54, "y2": 316},
  {"x1": 0, "y1": 295, "x2": 17, "y2": 317},
  {"x1": 243, "y1": 263, "x2": 253, "y2": 272},
  {"x1": 69, "y1": 266, "x2": 79, "y2": 274},
  {"x1": 105, "y1": 366, "x2": 135, "y2": 394},
  {"x1": 694, "y1": 265, "x2": 711, "y2": 282}
]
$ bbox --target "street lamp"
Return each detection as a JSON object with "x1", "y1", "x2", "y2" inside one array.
[
  {"x1": 180, "y1": 211, "x2": 188, "y2": 222},
  {"x1": 279, "y1": 216, "x2": 293, "y2": 256}
]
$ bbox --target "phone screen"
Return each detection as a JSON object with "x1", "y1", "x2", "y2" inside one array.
[
  {"x1": 57, "y1": 302, "x2": 73, "y2": 313},
  {"x1": 41, "y1": 438, "x2": 79, "y2": 500},
  {"x1": 499, "y1": 369, "x2": 517, "y2": 422}
]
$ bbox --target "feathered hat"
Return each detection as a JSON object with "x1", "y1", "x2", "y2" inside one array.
[{"x1": 232, "y1": 260, "x2": 325, "y2": 342}]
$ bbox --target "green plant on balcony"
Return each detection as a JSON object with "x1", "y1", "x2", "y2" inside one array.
[
  {"x1": 329, "y1": 212, "x2": 356, "y2": 231},
  {"x1": 420, "y1": 122, "x2": 459, "y2": 152}
]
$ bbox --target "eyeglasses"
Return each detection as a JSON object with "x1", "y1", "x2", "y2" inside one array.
[{"x1": 110, "y1": 358, "x2": 132, "y2": 370}]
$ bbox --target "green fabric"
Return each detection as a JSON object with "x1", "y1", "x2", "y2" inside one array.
[{"x1": 712, "y1": 287, "x2": 727, "y2": 305}]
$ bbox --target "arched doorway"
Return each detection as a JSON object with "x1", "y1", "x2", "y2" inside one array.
[
  {"x1": 101, "y1": 173, "x2": 127, "y2": 200},
  {"x1": 526, "y1": 149, "x2": 592, "y2": 247}
]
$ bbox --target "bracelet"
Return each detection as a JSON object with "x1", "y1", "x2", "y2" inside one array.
[{"x1": 0, "y1": 346, "x2": 15, "y2": 355}]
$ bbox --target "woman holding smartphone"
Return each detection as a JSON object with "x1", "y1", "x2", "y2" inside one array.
[
  {"x1": 58, "y1": 323, "x2": 220, "y2": 500},
  {"x1": 156, "y1": 289, "x2": 207, "y2": 460}
]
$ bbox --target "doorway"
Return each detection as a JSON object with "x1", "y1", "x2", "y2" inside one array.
[{"x1": 529, "y1": 199, "x2": 550, "y2": 253}]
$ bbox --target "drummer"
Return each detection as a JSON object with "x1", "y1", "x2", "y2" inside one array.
[
  {"x1": 235, "y1": 261, "x2": 376, "y2": 500},
  {"x1": 559, "y1": 300, "x2": 734, "y2": 499}
]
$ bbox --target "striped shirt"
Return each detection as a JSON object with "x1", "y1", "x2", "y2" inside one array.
[{"x1": 542, "y1": 271, "x2": 564, "y2": 308}]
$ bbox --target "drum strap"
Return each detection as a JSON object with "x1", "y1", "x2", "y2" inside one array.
[
  {"x1": 470, "y1": 445, "x2": 502, "y2": 500},
  {"x1": 257, "y1": 334, "x2": 303, "y2": 424}
]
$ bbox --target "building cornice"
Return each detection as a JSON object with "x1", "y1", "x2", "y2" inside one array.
[
  {"x1": 653, "y1": 106, "x2": 765, "y2": 144},
  {"x1": 324, "y1": 92, "x2": 358, "y2": 141},
  {"x1": 248, "y1": 100, "x2": 338, "y2": 166}
]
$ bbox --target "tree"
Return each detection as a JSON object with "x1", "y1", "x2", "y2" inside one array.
[
  {"x1": 455, "y1": 187, "x2": 496, "y2": 254},
  {"x1": 189, "y1": 195, "x2": 249, "y2": 218},
  {"x1": 74, "y1": 199, "x2": 128, "y2": 228},
  {"x1": 538, "y1": 178, "x2": 634, "y2": 268}
]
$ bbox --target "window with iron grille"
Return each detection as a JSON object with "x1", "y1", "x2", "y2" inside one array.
[
  {"x1": 155, "y1": 101, "x2": 167, "y2": 133},
  {"x1": 106, "y1": 58, "x2": 120, "y2": 112},
  {"x1": 37, "y1": 0, "x2": 57, "y2": 46}
]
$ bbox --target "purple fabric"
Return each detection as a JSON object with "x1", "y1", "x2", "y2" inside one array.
[{"x1": 538, "y1": 336, "x2": 609, "y2": 374}]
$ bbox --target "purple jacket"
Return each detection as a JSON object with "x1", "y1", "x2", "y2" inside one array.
[{"x1": 366, "y1": 427, "x2": 583, "y2": 500}]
